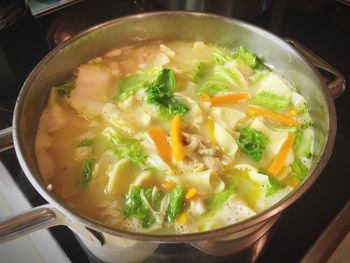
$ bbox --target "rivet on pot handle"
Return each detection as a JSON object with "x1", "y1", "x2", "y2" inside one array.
[
  {"x1": 284, "y1": 38, "x2": 346, "y2": 98},
  {"x1": 0, "y1": 205, "x2": 58, "y2": 242},
  {"x1": 0, "y1": 127, "x2": 13, "y2": 153}
]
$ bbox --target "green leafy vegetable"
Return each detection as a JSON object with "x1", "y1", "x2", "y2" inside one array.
[
  {"x1": 296, "y1": 102, "x2": 308, "y2": 114},
  {"x1": 197, "y1": 65, "x2": 243, "y2": 96},
  {"x1": 212, "y1": 46, "x2": 234, "y2": 64},
  {"x1": 80, "y1": 159, "x2": 94, "y2": 187},
  {"x1": 114, "y1": 73, "x2": 145, "y2": 101},
  {"x1": 78, "y1": 138, "x2": 94, "y2": 147},
  {"x1": 254, "y1": 91, "x2": 290, "y2": 110},
  {"x1": 114, "y1": 68, "x2": 161, "y2": 102},
  {"x1": 293, "y1": 128, "x2": 304, "y2": 151},
  {"x1": 295, "y1": 128, "x2": 313, "y2": 158},
  {"x1": 207, "y1": 185, "x2": 235, "y2": 214},
  {"x1": 212, "y1": 66, "x2": 241, "y2": 86},
  {"x1": 124, "y1": 185, "x2": 155, "y2": 228},
  {"x1": 56, "y1": 81, "x2": 75, "y2": 95},
  {"x1": 254, "y1": 56, "x2": 267, "y2": 71},
  {"x1": 197, "y1": 79, "x2": 232, "y2": 96},
  {"x1": 291, "y1": 158, "x2": 308, "y2": 182},
  {"x1": 237, "y1": 128, "x2": 269, "y2": 161},
  {"x1": 166, "y1": 185, "x2": 184, "y2": 223},
  {"x1": 233, "y1": 46, "x2": 267, "y2": 70},
  {"x1": 114, "y1": 138, "x2": 149, "y2": 169},
  {"x1": 192, "y1": 62, "x2": 204, "y2": 82},
  {"x1": 233, "y1": 46, "x2": 256, "y2": 68},
  {"x1": 145, "y1": 68, "x2": 189, "y2": 117},
  {"x1": 250, "y1": 71, "x2": 267, "y2": 84},
  {"x1": 266, "y1": 176, "x2": 282, "y2": 196},
  {"x1": 296, "y1": 113, "x2": 313, "y2": 129},
  {"x1": 105, "y1": 130, "x2": 150, "y2": 170}
]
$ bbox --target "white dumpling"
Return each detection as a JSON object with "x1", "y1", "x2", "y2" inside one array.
[
  {"x1": 119, "y1": 101, "x2": 152, "y2": 129},
  {"x1": 167, "y1": 169, "x2": 225, "y2": 197},
  {"x1": 175, "y1": 93, "x2": 205, "y2": 125},
  {"x1": 213, "y1": 122, "x2": 238, "y2": 162},
  {"x1": 210, "y1": 107, "x2": 246, "y2": 131},
  {"x1": 255, "y1": 72, "x2": 293, "y2": 97},
  {"x1": 106, "y1": 159, "x2": 144, "y2": 196}
]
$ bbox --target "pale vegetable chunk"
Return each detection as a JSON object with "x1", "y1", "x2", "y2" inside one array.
[
  {"x1": 210, "y1": 107, "x2": 246, "y2": 131},
  {"x1": 255, "y1": 72, "x2": 293, "y2": 98},
  {"x1": 106, "y1": 159, "x2": 143, "y2": 196},
  {"x1": 168, "y1": 169, "x2": 225, "y2": 197},
  {"x1": 70, "y1": 65, "x2": 112, "y2": 117}
]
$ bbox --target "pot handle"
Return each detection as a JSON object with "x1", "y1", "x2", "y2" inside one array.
[
  {"x1": 284, "y1": 38, "x2": 346, "y2": 98},
  {"x1": 0, "y1": 205, "x2": 59, "y2": 242},
  {"x1": 0, "y1": 127, "x2": 13, "y2": 153}
]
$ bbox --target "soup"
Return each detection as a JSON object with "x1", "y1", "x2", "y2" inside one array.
[{"x1": 35, "y1": 41, "x2": 314, "y2": 234}]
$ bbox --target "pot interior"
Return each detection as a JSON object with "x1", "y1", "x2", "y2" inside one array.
[{"x1": 13, "y1": 12, "x2": 334, "y2": 240}]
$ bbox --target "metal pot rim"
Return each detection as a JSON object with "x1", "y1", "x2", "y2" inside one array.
[{"x1": 13, "y1": 11, "x2": 337, "y2": 242}]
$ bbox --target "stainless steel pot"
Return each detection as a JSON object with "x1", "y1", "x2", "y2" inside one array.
[{"x1": 0, "y1": 12, "x2": 345, "y2": 263}]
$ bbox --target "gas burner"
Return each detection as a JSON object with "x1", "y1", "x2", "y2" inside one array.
[{"x1": 45, "y1": 0, "x2": 162, "y2": 49}]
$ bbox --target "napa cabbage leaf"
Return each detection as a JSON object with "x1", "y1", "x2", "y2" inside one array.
[
  {"x1": 166, "y1": 185, "x2": 184, "y2": 224},
  {"x1": 254, "y1": 91, "x2": 290, "y2": 110},
  {"x1": 80, "y1": 159, "x2": 94, "y2": 187},
  {"x1": 237, "y1": 128, "x2": 269, "y2": 162},
  {"x1": 145, "y1": 68, "x2": 189, "y2": 117}
]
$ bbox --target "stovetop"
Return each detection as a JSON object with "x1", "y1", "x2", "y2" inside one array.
[{"x1": 0, "y1": 0, "x2": 349, "y2": 262}]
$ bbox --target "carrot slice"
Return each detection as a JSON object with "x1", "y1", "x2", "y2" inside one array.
[
  {"x1": 200, "y1": 94, "x2": 211, "y2": 102},
  {"x1": 161, "y1": 181, "x2": 176, "y2": 191},
  {"x1": 248, "y1": 105, "x2": 300, "y2": 126},
  {"x1": 147, "y1": 127, "x2": 172, "y2": 163},
  {"x1": 170, "y1": 115, "x2": 185, "y2": 161},
  {"x1": 281, "y1": 175, "x2": 299, "y2": 188},
  {"x1": 175, "y1": 212, "x2": 188, "y2": 225},
  {"x1": 209, "y1": 92, "x2": 250, "y2": 106},
  {"x1": 268, "y1": 133, "x2": 296, "y2": 176},
  {"x1": 185, "y1": 188, "x2": 198, "y2": 200}
]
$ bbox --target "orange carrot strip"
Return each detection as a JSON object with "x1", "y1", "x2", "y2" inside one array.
[
  {"x1": 170, "y1": 115, "x2": 185, "y2": 161},
  {"x1": 248, "y1": 105, "x2": 300, "y2": 126},
  {"x1": 268, "y1": 133, "x2": 296, "y2": 176},
  {"x1": 175, "y1": 212, "x2": 188, "y2": 225},
  {"x1": 281, "y1": 176, "x2": 299, "y2": 188},
  {"x1": 147, "y1": 128, "x2": 172, "y2": 163},
  {"x1": 162, "y1": 181, "x2": 176, "y2": 191},
  {"x1": 185, "y1": 188, "x2": 198, "y2": 200},
  {"x1": 200, "y1": 94, "x2": 211, "y2": 102},
  {"x1": 209, "y1": 92, "x2": 250, "y2": 106}
]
